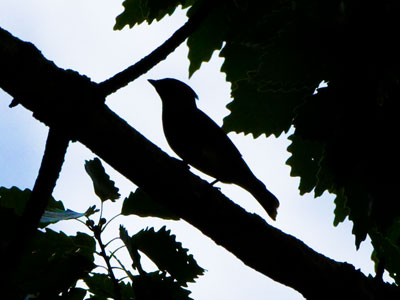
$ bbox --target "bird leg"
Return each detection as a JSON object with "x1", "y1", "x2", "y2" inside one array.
[{"x1": 210, "y1": 179, "x2": 219, "y2": 185}]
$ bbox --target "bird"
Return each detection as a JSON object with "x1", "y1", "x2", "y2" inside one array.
[{"x1": 148, "y1": 78, "x2": 279, "y2": 220}]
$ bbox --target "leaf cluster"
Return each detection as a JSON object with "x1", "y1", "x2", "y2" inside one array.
[
  {"x1": 114, "y1": 0, "x2": 400, "y2": 283},
  {"x1": 0, "y1": 187, "x2": 96, "y2": 299},
  {"x1": 0, "y1": 158, "x2": 203, "y2": 299}
]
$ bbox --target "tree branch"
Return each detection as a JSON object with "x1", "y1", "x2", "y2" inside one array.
[
  {"x1": 4, "y1": 127, "x2": 69, "y2": 283},
  {"x1": 0, "y1": 26, "x2": 399, "y2": 299},
  {"x1": 22, "y1": 129, "x2": 69, "y2": 237},
  {"x1": 98, "y1": 0, "x2": 213, "y2": 97}
]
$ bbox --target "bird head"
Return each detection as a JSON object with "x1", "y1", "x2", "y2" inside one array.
[{"x1": 148, "y1": 78, "x2": 198, "y2": 109}]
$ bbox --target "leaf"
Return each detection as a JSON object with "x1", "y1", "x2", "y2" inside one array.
[
  {"x1": 120, "y1": 226, "x2": 204, "y2": 286},
  {"x1": 223, "y1": 79, "x2": 310, "y2": 137},
  {"x1": 0, "y1": 186, "x2": 98, "y2": 228},
  {"x1": 84, "y1": 273, "x2": 114, "y2": 299},
  {"x1": 121, "y1": 188, "x2": 179, "y2": 220},
  {"x1": 0, "y1": 186, "x2": 36, "y2": 215},
  {"x1": 84, "y1": 158, "x2": 120, "y2": 202},
  {"x1": 219, "y1": 41, "x2": 263, "y2": 90},
  {"x1": 292, "y1": 87, "x2": 340, "y2": 143},
  {"x1": 187, "y1": 2, "x2": 230, "y2": 76},
  {"x1": 132, "y1": 272, "x2": 193, "y2": 300},
  {"x1": 313, "y1": 154, "x2": 337, "y2": 198},
  {"x1": 253, "y1": 22, "x2": 324, "y2": 90},
  {"x1": 286, "y1": 134, "x2": 324, "y2": 195},
  {"x1": 84, "y1": 273, "x2": 135, "y2": 300},
  {"x1": 370, "y1": 225, "x2": 400, "y2": 284},
  {"x1": 0, "y1": 186, "x2": 68, "y2": 226},
  {"x1": 10, "y1": 229, "x2": 95, "y2": 299},
  {"x1": 345, "y1": 180, "x2": 371, "y2": 249},
  {"x1": 0, "y1": 186, "x2": 67, "y2": 216},
  {"x1": 40, "y1": 205, "x2": 98, "y2": 226},
  {"x1": 333, "y1": 188, "x2": 350, "y2": 227},
  {"x1": 114, "y1": 0, "x2": 194, "y2": 30},
  {"x1": 220, "y1": 3, "x2": 327, "y2": 137}
]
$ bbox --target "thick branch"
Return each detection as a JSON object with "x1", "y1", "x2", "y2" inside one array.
[
  {"x1": 21, "y1": 129, "x2": 69, "y2": 238},
  {"x1": 0, "y1": 26, "x2": 398, "y2": 300}
]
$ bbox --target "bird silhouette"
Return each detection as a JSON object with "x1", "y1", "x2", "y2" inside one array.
[{"x1": 148, "y1": 78, "x2": 279, "y2": 220}]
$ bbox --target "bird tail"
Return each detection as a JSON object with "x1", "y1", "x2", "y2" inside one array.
[{"x1": 241, "y1": 177, "x2": 279, "y2": 220}]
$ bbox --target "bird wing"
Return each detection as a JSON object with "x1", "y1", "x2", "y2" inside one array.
[{"x1": 184, "y1": 110, "x2": 251, "y2": 182}]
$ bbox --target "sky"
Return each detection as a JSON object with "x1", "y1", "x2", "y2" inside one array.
[{"x1": 0, "y1": 1, "x2": 379, "y2": 299}]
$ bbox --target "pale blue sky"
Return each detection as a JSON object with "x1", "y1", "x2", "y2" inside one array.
[{"x1": 0, "y1": 1, "x2": 377, "y2": 299}]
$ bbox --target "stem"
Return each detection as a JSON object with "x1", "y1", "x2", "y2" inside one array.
[
  {"x1": 94, "y1": 251, "x2": 103, "y2": 257},
  {"x1": 109, "y1": 245, "x2": 125, "y2": 259},
  {"x1": 94, "y1": 228, "x2": 122, "y2": 300},
  {"x1": 98, "y1": 0, "x2": 213, "y2": 96},
  {"x1": 76, "y1": 218, "x2": 87, "y2": 226},
  {"x1": 118, "y1": 276, "x2": 129, "y2": 282},
  {"x1": 93, "y1": 265, "x2": 110, "y2": 273},
  {"x1": 102, "y1": 213, "x2": 121, "y2": 232},
  {"x1": 104, "y1": 237, "x2": 121, "y2": 248},
  {"x1": 99, "y1": 201, "x2": 104, "y2": 221},
  {"x1": 112, "y1": 254, "x2": 135, "y2": 281}
]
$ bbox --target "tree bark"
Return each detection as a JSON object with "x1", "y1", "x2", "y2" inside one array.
[{"x1": 0, "y1": 26, "x2": 398, "y2": 300}]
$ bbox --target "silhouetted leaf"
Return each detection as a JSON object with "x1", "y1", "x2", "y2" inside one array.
[
  {"x1": 121, "y1": 188, "x2": 179, "y2": 220},
  {"x1": 187, "y1": 2, "x2": 230, "y2": 76},
  {"x1": 0, "y1": 186, "x2": 32, "y2": 215},
  {"x1": 286, "y1": 134, "x2": 324, "y2": 195},
  {"x1": 84, "y1": 273, "x2": 135, "y2": 300},
  {"x1": 0, "y1": 186, "x2": 68, "y2": 227},
  {"x1": 0, "y1": 186, "x2": 98, "y2": 228},
  {"x1": 132, "y1": 272, "x2": 193, "y2": 300},
  {"x1": 223, "y1": 79, "x2": 311, "y2": 138},
  {"x1": 345, "y1": 180, "x2": 371, "y2": 249},
  {"x1": 219, "y1": 41, "x2": 262, "y2": 90},
  {"x1": 85, "y1": 158, "x2": 120, "y2": 202},
  {"x1": 120, "y1": 226, "x2": 204, "y2": 286},
  {"x1": 220, "y1": 3, "x2": 322, "y2": 137},
  {"x1": 333, "y1": 189, "x2": 350, "y2": 227},
  {"x1": 10, "y1": 229, "x2": 95, "y2": 299},
  {"x1": 371, "y1": 225, "x2": 400, "y2": 283},
  {"x1": 114, "y1": 0, "x2": 195, "y2": 30}
]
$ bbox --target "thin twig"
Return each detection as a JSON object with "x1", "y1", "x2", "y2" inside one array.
[{"x1": 98, "y1": 0, "x2": 213, "y2": 96}]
